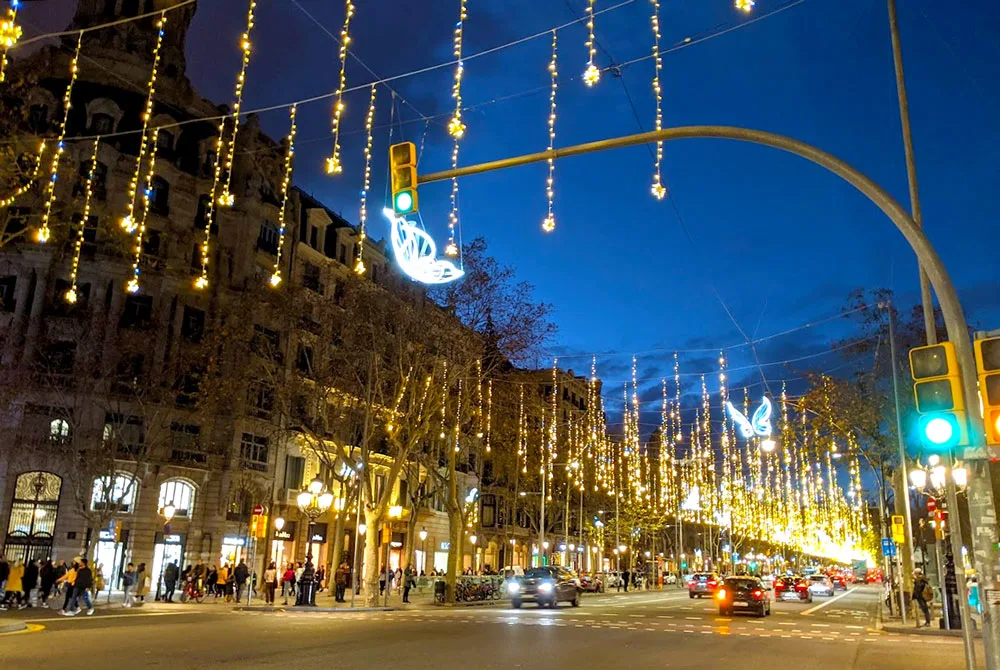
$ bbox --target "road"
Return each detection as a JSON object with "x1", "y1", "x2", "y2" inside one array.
[{"x1": 0, "y1": 585, "x2": 979, "y2": 668}]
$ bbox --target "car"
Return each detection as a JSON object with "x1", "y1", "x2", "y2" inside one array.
[
  {"x1": 760, "y1": 574, "x2": 776, "y2": 590},
  {"x1": 807, "y1": 574, "x2": 835, "y2": 597},
  {"x1": 773, "y1": 575, "x2": 813, "y2": 603},
  {"x1": 579, "y1": 573, "x2": 604, "y2": 593},
  {"x1": 664, "y1": 573, "x2": 677, "y2": 585},
  {"x1": 717, "y1": 576, "x2": 772, "y2": 617},
  {"x1": 508, "y1": 566, "x2": 581, "y2": 608},
  {"x1": 830, "y1": 574, "x2": 849, "y2": 591},
  {"x1": 688, "y1": 572, "x2": 721, "y2": 599}
]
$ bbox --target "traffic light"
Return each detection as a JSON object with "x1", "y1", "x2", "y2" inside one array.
[
  {"x1": 975, "y1": 336, "x2": 1000, "y2": 445},
  {"x1": 909, "y1": 342, "x2": 968, "y2": 451},
  {"x1": 389, "y1": 141, "x2": 419, "y2": 216}
]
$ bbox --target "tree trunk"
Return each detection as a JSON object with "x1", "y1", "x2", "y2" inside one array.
[
  {"x1": 403, "y1": 511, "x2": 418, "y2": 572},
  {"x1": 445, "y1": 445, "x2": 461, "y2": 602},
  {"x1": 363, "y1": 506, "x2": 381, "y2": 607},
  {"x1": 329, "y1": 505, "x2": 347, "y2": 578}
]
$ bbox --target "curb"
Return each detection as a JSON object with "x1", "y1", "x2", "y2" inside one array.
[
  {"x1": 235, "y1": 606, "x2": 397, "y2": 613},
  {"x1": 0, "y1": 620, "x2": 27, "y2": 633}
]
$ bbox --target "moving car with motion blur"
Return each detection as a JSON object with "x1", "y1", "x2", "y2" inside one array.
[
  {"x1": 807, "y1": 574, "x2": 835, "y2": 597},
  {"x1": 688, "y1": 572, "x2": 722, "y2": 599},
  {"x1": 579, "y1": 573, "x2": 604, "y2": 593},
  {"x1": 830, "y1": 573, "x2": 849, "y2": 590},
  {"x1": 717, "y1": 576, "x2": 772, "y2": 617},
  {"x1": 507, "y1": 566, "x2": 581, "y2": 608},
  {"x1": 773, "y1": 575, "x2": 813, "y2": 603}
]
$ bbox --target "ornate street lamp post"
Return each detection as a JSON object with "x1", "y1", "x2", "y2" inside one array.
[{"x1": 295, "y1": 477, "x2": 334, "y2": 606}]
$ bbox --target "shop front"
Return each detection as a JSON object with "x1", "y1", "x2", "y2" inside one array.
[
  {"x1": 271, "y1": 520, "x2": 297, "y2": 569},
  {"x1": 93, "y1": 522, "x2": 128, "y2": 589},
  {"x1": 152, "y1": 532, "x2": 185, "y2": 598},
  {"x1": 306, "y1": 522, "x2": 327, "y2": 568},
  {"x1": 220, "y1": 535, "x2": 247, "y2": 567}
]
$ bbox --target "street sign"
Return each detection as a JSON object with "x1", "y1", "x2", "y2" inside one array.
[
  {"x1": 892, "y1": 515, "x2": 906, "y2": 544},
  {"x1": 252, "y1": 504, "x2": 265, "y2": 516},
  {"x1": 882, "y1": 538, "x2": 897, "y2": 557}
]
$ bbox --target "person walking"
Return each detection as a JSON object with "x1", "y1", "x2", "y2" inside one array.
[
  {"x1": 57, "y1": 561, "x2": 78, "y2": 613},
  {"x1": 281, "y1": 563, "x2": 296, "y2": 605},
  {"x1": 263, "y1": 562, "x2": 277, "y2": 605},
  {"x1": 378, "y1": 566, "x2": 387, "y2": 595},
  {"x1": 402, "y1": 566, "x2": 416, "y2": 604},
  {"x1": 234, "y1": 559, "x2": 249, "y2": 602},
  {"x1": 39, "y1": 559, "x2": 55, "y2": 608},
  {"x1": 20, "y1": 558, "x2": 39, "y2": 609},
  {"x1": 315, "y1": 565, "x2": 326, "y2": 593},
  {"x1": 135, "y1": 563, "x2": 148, "y2": 603},
  {"x1": 335, "y1": 561, "x2": 350, "y2": 603},
  {"x1": 163, "y1": 560, "x2": 179, "y2": 602},
  {"x1": 215, "y1": 563, "x2": 229, "y2": 600},
  {"x1": 912, "y1": 568, "x2": 933, "y2": 628},
  {"x1": 5, "y1": 559, "x2": 24, "y2": 607},
  {"x1": 122, "y1": 563, "x2": 137, "y2": 607},
  {"x1": 64, "y1": 558, "x2": 95, "y2": 616},
  {"x1": 53, "y1": 560, "x2": 67, "y2": 596},
  {"x1": 622, "y1": 568, "x2": 631, "y2": 593}
]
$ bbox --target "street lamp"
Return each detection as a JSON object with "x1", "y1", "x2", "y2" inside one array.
[
  {"x1": 273, "y1": 516, "x2": 285, "y2": 567},
  {"x1": 296, "y1": 477, "x2": 334, "y2": 607},
  {"x1": 419, "y1": 527, "x2": 428, "y2": 574}
]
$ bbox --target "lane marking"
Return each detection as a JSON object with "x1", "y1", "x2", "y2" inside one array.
[{"x1": 800, "y1": 589, "x2": 856, "y2": 616}]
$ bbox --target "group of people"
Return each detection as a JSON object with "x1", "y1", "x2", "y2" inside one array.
[
  {"x1": 379, "y1": 565, "x2": 418, "y2": 602},
  {"x1": 0, "y1": 555, "x2": 112, "y2": 616}
]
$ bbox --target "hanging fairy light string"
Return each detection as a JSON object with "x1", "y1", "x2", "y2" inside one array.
[
  {"x1": 64, "y1": 138, "x2": 100, "y2": 304},
  {"x1": 541, "y1": 30, "x2": 558, "y2": 233},
  {"x1": 354, "y1": 84, "x2": 376, "y2": 276},
  {"x1": 649, "y1": 0, "x2": 666, "y2": 200},
  {"x1": 125, "y1": 128, "x2": 160, "y2": 294},
  {"x1": 0, "y1": 139, "x2": 45, "y2": 209},
  {"x1": 0, "y1": 0, "x2": 22, "y2": 83},
  {"x1": 735, "y1": 0, "x2": 756, "y2": 13},
  {"x1": 217, "y1": 0, "x2": 258, "y2": 207},
  {"x1": 120, "y1": 13, "x2": 166, "y2": 234},
  {"x1": 444, "y1": 0, "x2": 469, "y2": 258},
  {"x1": 324, "y1": 0, "x2": 355, "y2": 175},
  {"x1": 269, "y1": 104, "x2": 298, "y2": 288},
  {"x1": 35, "y1": 31, "x2": 83, "y2": 245},
  {"x1": 484, "y1": 379, "x2": 492, "y2": 454},
  {"x1": 582, "y1": 0, "x2": 600, "y2": 86}
]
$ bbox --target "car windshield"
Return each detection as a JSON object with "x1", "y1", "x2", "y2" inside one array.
[
  {"x1": 724, "y1": 578, "x2": 759, "y2": 588},
  {"x1": 694, "y1": 573, "x2": 712, "y2": 581},
  {"x1": 809, "y1": 575, "x2": 827, "y2": 582},
  {"x1": 525, "y1": 568, "x2": 555, "y2": 579}
]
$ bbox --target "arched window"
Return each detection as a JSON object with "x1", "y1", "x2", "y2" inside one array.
[
  {"x1": 48, "y1": 418, "x2": 70, "y2": 444},
  {"x1": 158, "y1": 479, "x2": 195, "y2": 518},
  {"x1": 91, "y1": 473, "x2": 139, "y2": 513},
  {"x1": 3, "y1": 472, "x2": 62, "y2": 563}
]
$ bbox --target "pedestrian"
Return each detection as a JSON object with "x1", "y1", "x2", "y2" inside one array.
[
  {"x1": 295, "y1": 562, "x2": 304, "y2": 590},
  {"x1": 39, "y1": 559, "x2": 55, "y2": 608},
  {"x1": 0, "y1": 556, "x2": 10, "y2": 611},
  {"x1": 64, "y1": 558, "x2": 95, "y2": 616},
  {"x1": 20, "y1": 558, "x2": 39, "y2": 608},
  {"x1": 94, "y1": 562, "x2": 106, "y2": 595},
  {"x1": 912, "y1": 568, "x2": 933, "y2": 628},
  {"x1": 402, "y1": 566, "x2": 416, "y2": 603},
  {"x1": 394, "y1": 567, "x2": 403, "y2": 593},
  {"x1": 215, "y1": 563, "x2": 229, "y2": 600},
  {"x1": 4, "y1": 559, "x2": 24, "y2": 607},
  {"x1": 163, "y1": 560, "x2": 179, "y2": 602},
  {"x1": 122, "y1": 563, "x2": 137, "y2": 607},
  {"x1": 57, "y1": 560, "x2": 78, "y2": 613},
  {"x1": 622, "y1": 568, "x2": 631, "y2": 593},
  {"x1": 335, "y1": 561, "x2": 350, "y2": 603},
  {"x1": 282, "y1": 563, "x2": 296, "y2": 605},
  {"x1": 378, "y1": 566, "x2": 387, "y2": 595},
  {"x1": 135, "y1": 562, "x2": 148, "y2": 603},
  {"x1": 53, "y1": 560, "x2": 67, "y2": 595},
  {"x1": 315, "y1": 565, "x2": 326, "y2": 592},
  {"x1": 234, "y1": 559, "x2": 249, "y2": 602},
  {"x1": 263, "y1": 562, "x2": 277, "y2": 605}
]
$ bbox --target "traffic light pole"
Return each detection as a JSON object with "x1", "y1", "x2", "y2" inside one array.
[{"x1": 418, "y1": 124, "x2": 1000, "y2": 667}]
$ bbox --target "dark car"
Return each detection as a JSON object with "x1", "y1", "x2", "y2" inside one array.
[
  {"x1": 774, "y1": 575, "x2": 813, "y2": 603},
  {"x1": 717, "y1": 576, "x2": 772, "y2": 617},
  {"x1": 830, "y1": 574, "x2": 849, "y2": 590},
  {"x1": 688, "y1": 572, "x2": 721, "y2": 599},
  {"x1": 508, "y1": 566, "x2": 581, "y2": 608}
]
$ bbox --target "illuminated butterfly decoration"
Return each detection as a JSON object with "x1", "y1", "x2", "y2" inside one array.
[
  {"x1": 725, "y1": 396, "x2": 773, "y2": 439},
  {"x1": 383, "y1": 208, "x2": 465, "y2": 285}
]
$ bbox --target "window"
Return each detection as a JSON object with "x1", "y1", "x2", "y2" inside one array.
[
  {"x1": 201, "y1": 151, "x2": 216, "y2": 178},
  {"x1": 113, "y1": 354, "x2": 144, "y2": 389},
  {"x1": 74, "y1": 160, "x2": 107, "y2": 201},
  {"x1": 257, "y1": 219, "x2": 279, "y2": 255},
  {"x1": 240, "y1": 433, "x2": 269, "y2": 471},
  {"x1": 37, "y1": 341, "x2": 76, "y2": 378},
  {"x1": 90, "y1": 473, "x2": 139, "y2": 513},
  {"x1": 158, "y1": 480, "x2": 195, "y2": 518},
  {"x1": 174, "y1": 368, "x2": 202, "y2": 407},
  {"x1": 49, "y1": 279, "x2": 90, "y2": 316},
  {"x1": 150, "y1": 177, "x2": 170, "y2": 216},
  {"x1": 80, "y1": 214, "x2": 99, "y2": 256},
  {"x1": 247, "y1": 381, "x2": 275, "y2": 419},
  {"x1": 90, "y1": 113, "x2": 114, "y2": 135},
  {"x1": 309, "y1": 225, "x2": 318, "y2": 249},
  {"x1": 303, "y1": 263, "x2": 321, "y2": 293},
  {"x1": 481, "y1": 494, "x2": 497, "y2": 528},
  {"x1": 0, "y1": 275, "x2": 16, "y2": 312},
  {"x1": 169, "y1": 423, "x2": 205, "y2": 465},
  {"x1": 296, "y1": 343, "x2": 314, "y2": 376},
  {"x1": 339, "y1": 243, "x2": 347, "y2": 265},
  {"x1": 103, "y1": 413, "x2": 145, "y2": 457},
  {"x1": 142, "y1": 228, "x2": 162, "y2": 257},
  {"x1": 284, "y1": 455, "x2": 305, "y2": 490},
  {"x1": 181, "y1": 306, "x2": 205, "y2": 343},
  {"x1": 120, "y1": 294, "x2": 153, "y2": 329},
  {"x1": 252, "y1": 324, "x2": 281, "y2": 360},
  {"x1": 28, "y1": 104, "x2": 48, "y2": 132},
  {"x1": 372, "y1": 264, "x2": 379, "y2": 283},
  {"x1": 156, "y1": 131, "x2": 174, "y2": 153},
  {"x1": 44, "y1": 418, "x2": 70, "y2": 445}
]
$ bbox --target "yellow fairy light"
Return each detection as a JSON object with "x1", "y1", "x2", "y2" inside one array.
[
  {"x1": 217, "y1": 0, "x2": 257, "y2": 206},
  {"x1": 120, "y1": 13, "x2": 166, "y2": 234},
  {"x1": 269, "y1": 104, "x2": 297, "y2": 288},
  {"x1": 735, "y1": 0, "x2": 755, "y2": 12},
  {"x1": 582, "y1": 0, "x2": 600, "y2": 87},
  {"x1": 484, "y1": 379, "x2": 492, "y2": 453},
  {"x1": 444, "y1": 0, "x2": 469, "y2": 257},
  {"x1": 650, "y1": 0, "x2": 666, "y2": 200},
  {"x1": 542, "y1": 30, "x2": 557, "y2": 234},
  {"x1": 0, "y1": 0, "x2": 22, "y2": 83},
  {"x1": 64, "y1": 138, "x2": 100, "y2": 304},
  {"x1": 0, "y1": 139, "x2": 45, "y2": 209},
  {"x1": 354, "y1": 84, "x2": 377, "y2": 276},
  {"x1": 126, "y1": 128, "x2": 160, "y2": 295},
  {"x1": 324, "y1": 0, "x2": 355, "y2": 175},
  {"x1": 35, "y1": 31, "x2": 83, "y2": 245}
]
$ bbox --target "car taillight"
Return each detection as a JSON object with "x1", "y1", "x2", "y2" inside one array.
[
  {"x1": 707, "y1": 580, "x2": 717, "y2": 588},
  {"x1": 717, "y1": 589, "x2": 727, "y2": 600},
  {"x1": 752, "y1": 589, "x2": 763, "y2": 599}
]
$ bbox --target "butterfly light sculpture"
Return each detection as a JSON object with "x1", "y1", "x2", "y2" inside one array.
[
  {"x1": 725, "y1": 396, "x2": 773, "y2": 440},
  {"x1": 384, "y1": 208, "x2": 464, "y2": 285}
]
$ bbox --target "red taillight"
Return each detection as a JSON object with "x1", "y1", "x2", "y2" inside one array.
[
  {"x1": 707, "y1": 580, "x2": 717, "y2": 588},
  {"x1": 752, "y1": 589, "x2": 763, "y2": 599}
]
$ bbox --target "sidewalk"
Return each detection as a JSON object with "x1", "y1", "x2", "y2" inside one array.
[{"x1": 879, "y1": 601, "x2": 981, "y2": 637}]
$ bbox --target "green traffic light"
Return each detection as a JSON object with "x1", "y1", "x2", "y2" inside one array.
[
  {"x1": 919, "y1": 412, "x2": 961, "y2": 451},
  {"x1": 393, "y1": 190, "x2": 415, "y2": 215}
]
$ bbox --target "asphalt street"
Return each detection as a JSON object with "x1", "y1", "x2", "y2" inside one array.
[{"x1": 0, "y1": 585, "x2": 980, "y2": 668}]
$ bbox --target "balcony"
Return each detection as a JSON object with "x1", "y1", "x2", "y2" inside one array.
[
  {"x1": 169, "y1": 449, "x2": 209, "y2": 466},
  {"x1": 240, "y1": 459, "x2": 268, "y2": 473}
]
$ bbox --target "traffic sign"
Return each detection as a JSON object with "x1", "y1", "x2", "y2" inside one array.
[
  {"x1": 252, "y1": 504, "x2": 265, "y2": 516},
  {"x1": 881, "y1": 538, "x2": 896, "y2": 557}
]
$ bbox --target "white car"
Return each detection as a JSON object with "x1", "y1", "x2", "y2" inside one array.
[
  {"x1": 807, "y1": 575, "x2": 835, "y2": 596},
  {"x1": 664, "y1": 573, "x2": 677, "y2": 585}
]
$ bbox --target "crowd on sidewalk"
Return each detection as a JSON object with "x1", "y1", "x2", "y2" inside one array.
[{"x1": 0, "y1": 554, "x2": 127, "y2": 616}]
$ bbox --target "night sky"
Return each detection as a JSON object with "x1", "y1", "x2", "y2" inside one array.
[{"x1": 22, "y1": 0, "x2": 1000, "y2": 429}]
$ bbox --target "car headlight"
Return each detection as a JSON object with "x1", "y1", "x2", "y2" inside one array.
[
  {"x1": 537, "y1": 582, "x2": 554, "y2": 593},
  {"x1": 507, "y1": 581, "x2": 520, "y2": 594}
]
